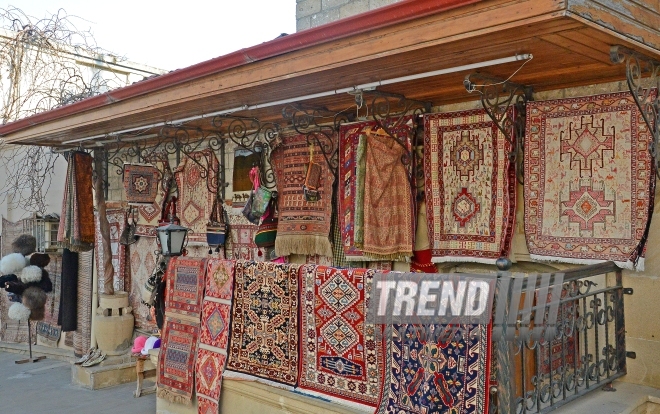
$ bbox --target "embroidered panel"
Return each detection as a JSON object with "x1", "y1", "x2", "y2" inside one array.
[
  {"x1": 165, "y1": 256, "x2": 207, "y2": 318},
  {"x1": 424, "y1": 109, "x2": 516, "y2": 263},
  {"x1": 524, "y1": 92, "x2": 654, "y2": 268}
]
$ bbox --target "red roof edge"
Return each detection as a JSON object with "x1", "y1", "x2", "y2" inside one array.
[{"x1": 0, "y1": 0, "x2": 480, "y2": 138}]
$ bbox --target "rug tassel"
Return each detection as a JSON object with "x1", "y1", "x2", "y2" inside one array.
[
  {"x1": 157, "y1": 388, "x2": 193, "y2": 406},
  {"x1": 275, "y1": 235, "x2": 333, "y2": 258}
]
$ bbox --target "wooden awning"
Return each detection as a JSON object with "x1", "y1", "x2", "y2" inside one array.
[{"x1": 1, "y1": 0, "x2": 659, "y2": 147}]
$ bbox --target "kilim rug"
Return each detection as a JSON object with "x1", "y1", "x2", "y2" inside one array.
[
  {"x1": 58, "y1": 151, "x2": 95, "y2": 252},
  {"x1": 524, "y1": 92, "x2": 654, "y2": 269},
  {"x1": 272, "y1": 134, "x2": 334, "y2": 258},
  {"x1": 74, "y1": 250, "x2": 93, "y2": 356},
  {"x1": 128, "y1": 237, "x2": 159, "y2": 331},
  {"x1": 165, "y1": 256, "x2": 207, "y2": 318},
  {"x1": 378, "y1": 323, "x2": 491, "y2": 414},
  {"x1": 424, "y1": 109, "x2": 516, "y2": 264},
  {"x1": 538, "y1": 289, "x2": 578, "y2": 375},
  {"x1": 136, "y1": 154, "x2": 172, "y2": 237},
  {"x1": 196, "y1": 259, "x2": 234, "y2": 414},
  {"x1": 174, "y1": 149, "x2": 219, "y2": 246},
  {"x1": 94, "y1": 209, "x2": 126, "y2": 292},
  {"x1": 123, "y1": 163, "x2": 160, "y2": 205},
  {"x1": 363, "y1": 132, "x2": 414, "y2": 260},
  {"x1": 225, "y1": 261, "x2": 302, "y2": 388},
  {"x1": 158, "y1": 317, "x2": 200, "y2": 405},
  {"x1": 227, "y1": 208, "x2": 263, "y2": 261},
  {"x1": 298, "y1": 265, "x2": 383, "y2": 409}
]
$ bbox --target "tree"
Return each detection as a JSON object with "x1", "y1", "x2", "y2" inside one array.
[{"x1": 0, "y1": 6, "x2": 122, "y2": 214}]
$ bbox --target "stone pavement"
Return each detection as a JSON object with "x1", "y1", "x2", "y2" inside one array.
[{"x1": 0, "y1": 350, "x2": 156, "y2": 413}]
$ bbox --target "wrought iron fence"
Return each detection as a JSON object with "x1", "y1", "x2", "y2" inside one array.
[{"x1": 491, "y1": 261, "x2": 625, "y2": 413}]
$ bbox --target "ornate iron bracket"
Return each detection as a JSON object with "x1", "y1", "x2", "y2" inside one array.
[
  {"x1": 610, "y1": 45, "x2": 660, "y2": 177},
  {"x1": 281, "y1": 104, "x2": 354, "y2": 177},
  {"x1": 465, "y1": 73, "x2": 532, "y2": 185},
  {"x1": 212, "y1": 115, "x2": 281, "y2": 190}
]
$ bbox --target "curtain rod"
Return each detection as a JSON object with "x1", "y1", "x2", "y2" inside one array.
[{"x1": 62, "y1": 53, "x2": 532, "y2": 146}]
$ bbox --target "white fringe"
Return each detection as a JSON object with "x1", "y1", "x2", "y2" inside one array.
[
  {"x1": 222, "y1": 370, "x2": 294, "y2": 391},
  {"x1": 431, "y1": 256, "x2": 498, "y2": 265},
  {"x1": 293, "y1": 388, "x2": 374, "y2": 412}
]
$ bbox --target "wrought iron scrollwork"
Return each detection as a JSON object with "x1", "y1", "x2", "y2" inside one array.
[
  {"x1": 610, "y1": 45, "x2": 660, "y2": 177},
  {"x1": 281, "y1": 104, "x2": 353, "y2": 177},
  {"x1": 465, "y1": 73, "x2": 532, "y2": 184},
  {"x1": 212, "y1": 115, "x2": 281, "y2": 190}
]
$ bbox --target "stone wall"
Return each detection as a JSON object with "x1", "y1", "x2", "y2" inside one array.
[{"x1": 296, "y1": 0, "x2": 403, "y2": 31}]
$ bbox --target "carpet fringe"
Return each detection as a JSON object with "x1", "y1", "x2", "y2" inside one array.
[
  {"x1": 275, "y1": 235, "x2": 332, "y2": 258},
  {"x1": 157, "y1": 388, "x2": 192, "y2": 406}
]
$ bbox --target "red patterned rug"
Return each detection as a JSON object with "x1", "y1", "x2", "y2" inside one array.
[
  {"x1": 123, "y1": 163, "x2": 160, "y2": 205},
  {"x1": 378, "y1": 323, "x2": 491, "y2": 414},
  {"x1": 271, "y1": 134, "x2": 334, "y2": 258},
  {"x1": 94, "y1": 209, "x2": 127, "y2": 292},
  {"x1": 165, "y1": 256, "x2": 207, "y2": 318},
  {"x1": 225, "y1": 261, "x2": 301, "y2": 388},
  {"x1": 298, "y1": 266, "x2": 383, "y2": 409},
  {"x1": 524, "y1": 92, "x2": 654, "y2": 269},
  {"x1": 128, "y1": 237, "x2": 159, "y2": 331},
  {"x1": 158, "y1": 317, "x2": 200, "y2": 405},
  {"x1": 136, "y1": 154, "x2": 171, "y2": 237},
  {"x1": 196, "y1": 259, "x2": 234, "y2": 413},
  {"x1": 424, "y1": 109, "x2": 516, "y2": 264},
  {"x1": 174, "y1": 149, "x2": 219, "y2": 246}
]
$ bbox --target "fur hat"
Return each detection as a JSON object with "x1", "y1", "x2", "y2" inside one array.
[
  {"x1": 8, "y1": 302, "x2": 31, "y2": 321},
  {"x1": 0, "y1": 253, "x2": 28, "y2": 275},
  {"x1": 22, "y1": 287, "x2": 47, "y2": 321},
  {"x1": 29, "y1": 253, "x2": 51, "y2": 268},
  {"x1": 12, "y1": 235, "x2": 36, "y2": 256},
  {"x1": 19, "y1": 265, "x2": 43, "y2": 284}
]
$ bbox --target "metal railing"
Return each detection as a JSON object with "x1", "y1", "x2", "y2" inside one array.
[{"x1": 491, "y1": 262, "x2": 625, "y2": 413}]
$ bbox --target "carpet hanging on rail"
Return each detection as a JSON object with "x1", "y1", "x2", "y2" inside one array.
[
  {"x1": 272, "y1": 134, "x2": 334, "y2": 258},
  {"x1": 524, "y1": 92, "x2": 654, "y2": 270},
  {"x1": 424, "y1": 108, "x2": 516, "y2": 264}
]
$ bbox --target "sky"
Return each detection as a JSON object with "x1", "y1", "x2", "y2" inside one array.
[{"x1": 5, "y1": 1, "x2": 297, "y2": 71}]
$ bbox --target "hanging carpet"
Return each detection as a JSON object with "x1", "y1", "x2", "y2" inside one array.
[
  {"x1": 37, "y1": 253, "x2": 63, "y2": 345},
  {"x1": 57, "y1": 151, "x2": 95, "y2": 252},
  {"x1": 174, "y1": 149, "x2": 219, "y2": 246},
  {"x1": 123, "y1": 163, "x2": 160, "y2": 205},
  {"x1": 424, "y1": 109, "x2": 516, "y2": 264},
  {"x1": 225, "y1": 261, "x2": 301, "y2": 388},
  {"x1": 135, "y1": 155, "x2": 171, "y2": 237},
  {"x1": 272, "y1": 134, "x2": 334, "y2": 258},
  {"x1": 94, "y1": 209, "x2": 126, "y2": 292},
  {"x1": 524, "y1": 92, "x2": 654, "y2": 270},
  {"x1": 128, "y1": 237, "x2": 159, "y2": 331},
  {"x1": 196, "y1": 259, "x2": 234, "y2": 414},
  {"x1": 158, "y1": 256, "x2": 208, "y2": 405},
  {"x1": 73, "y1": 250, "x2": 93, "y2": 356},
  {"x1": 378, "y1": 323, "x2": 491, "y2": 414},
  {"x1": 227, "y1": 209, "x2": 262, "y2": 261},
  {"x1": 362, "y1": 131, "x2": 414, "y2": 260},
  {"x1": 298, "y1": 265, "x2": 383, "y2": 409}
]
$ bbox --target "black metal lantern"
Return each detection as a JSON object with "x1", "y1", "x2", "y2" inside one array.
[{"x1": 156, "y1": 223, "x2": 189, "y2": 256}]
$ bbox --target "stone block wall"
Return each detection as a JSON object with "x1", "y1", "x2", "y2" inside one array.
[{"x1": 296, "y1": 0, "x2": 403, "y2": 31}]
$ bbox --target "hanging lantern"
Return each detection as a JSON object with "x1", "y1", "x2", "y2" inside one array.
[{"x1": 157, "y1": 197, "x2": 188, "y2": 256}]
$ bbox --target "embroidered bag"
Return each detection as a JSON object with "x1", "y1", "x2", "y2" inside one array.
[
  {"x1": 255, "y1": 192, "x2": 278, "y2": 248},
  {"x1": 206, "y1": 195, "x2": 228, "y2": 247}
]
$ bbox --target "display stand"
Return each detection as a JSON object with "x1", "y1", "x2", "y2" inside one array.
[{"x1": 15, "y1": 319, "x2": 46, "y2": 364}]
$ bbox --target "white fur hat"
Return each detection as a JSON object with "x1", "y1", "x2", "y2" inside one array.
[
  {"x1": 8, "y1": 302, "x2": 31, "y2": 321},
  {"x1": 19, "y1": 265, "x2": 43, "y2": 283},
  {"x1": 0, "y1": 253, "x2": 28, "y2": 275}
]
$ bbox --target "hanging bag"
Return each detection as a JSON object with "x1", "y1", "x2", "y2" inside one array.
[
  {"x1": 119, "y1": 207, "x2": 138, "y2": 246},
  {"x1": 242, "y1": 166, "x2": 271, "y2": 224},
  {"x1": 303, "y1": 143, "x2": 322, "y2": 202},
  {"x1": 207, "y1": 195, "x2": 228, "y2": 248},
  {"x1": 255, "y1": 192, "x2": 278, "y2": 248}
]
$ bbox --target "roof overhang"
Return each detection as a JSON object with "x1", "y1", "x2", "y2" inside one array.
[{"x1": 1, "y1": 0, "x2": 659, "y2": 147}]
